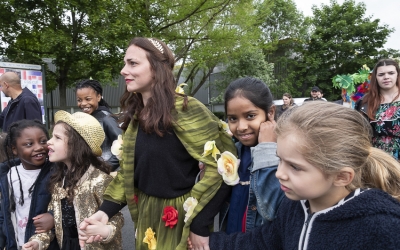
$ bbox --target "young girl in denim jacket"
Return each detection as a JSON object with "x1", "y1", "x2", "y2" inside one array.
[{"x1": 220, "y1": 77, "x2": 284, "y2": 233}]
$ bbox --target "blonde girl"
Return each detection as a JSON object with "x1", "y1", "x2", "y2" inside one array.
[{"x1": 209, "y1": 101, "x2": 400, "y2": 249}]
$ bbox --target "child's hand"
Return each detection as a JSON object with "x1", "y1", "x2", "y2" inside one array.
[
  {"x1": 33, "y1": 213, "x2": 54, "y2": 233},
  {"x1": 258, "y1": 120, "x2": 277, "y2": 143},
  {"x1": 189, "y1": 231, "x2": 210, "y2": 250},
  {"x1": 22, "y1": 241, "x2": 39, "y2": 250}
]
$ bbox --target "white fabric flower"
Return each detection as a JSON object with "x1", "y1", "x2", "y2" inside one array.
[
  {"x1": 183, "y1": 197, "x2": 198, "y2": 223},
  {"x1": 110, "y1": 135, "x2": 123, "y2": 160},
  {"x1": 217, "y1": 151, "x2": 240, "y2": 185}
]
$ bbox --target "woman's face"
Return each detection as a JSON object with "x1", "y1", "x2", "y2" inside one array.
[
  {"x1": 283, "y1": 96, "x2": 290, "y2": 105},
  {"x1": 120, "y1": 45, "x2": 154, "y2": 103},
  {"x1": 376, "y1": 65, "x2": 398, "y2": 92}
]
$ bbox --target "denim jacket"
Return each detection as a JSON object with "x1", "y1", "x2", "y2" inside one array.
[{"x1": 220, "y1": 142, "x2": 284, "y2": 231}]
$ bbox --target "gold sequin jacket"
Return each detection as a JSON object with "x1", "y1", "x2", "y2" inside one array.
[{"x1": 29, "y1": 166, "x2": 124, "y2": 250}]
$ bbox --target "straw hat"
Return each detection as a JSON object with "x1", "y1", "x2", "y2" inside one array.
[{"x1": 54, "y1": 110, "x2": 105, "y2": 156}]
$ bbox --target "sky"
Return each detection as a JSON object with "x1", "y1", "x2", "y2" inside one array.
[{"x1": 293, "y1": 0, "x2": 400, "y2": 51}]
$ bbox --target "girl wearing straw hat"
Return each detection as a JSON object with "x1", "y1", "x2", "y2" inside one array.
[
  {"x1": 23, "y1": 111, "x2": 123, "y2": 250},
  {"x1": 79, "y1": 37, "x2": 236, "y2": 250}
]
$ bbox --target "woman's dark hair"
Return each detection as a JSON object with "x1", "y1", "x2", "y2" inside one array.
[
  {"x1": 363, "y1": 59, "x2": 400, "y2": 119},
  {"x1": 224, "y1": 77, "x2": 274, "y2": 118},
  {"x1": 119, "y1": 37, "x2": 187, "y2": 136},
  {"x1": 3, "y1": 119, "x2": 49, "y2": 212},
  {"x1": 48, "y1": 122, "x2": 111, "y2": 203},
  {"x1": 75, "y1": 79, "x2": 111, "y2": 109}
]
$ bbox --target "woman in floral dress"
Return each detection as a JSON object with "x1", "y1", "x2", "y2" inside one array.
[{"x1": 356, "y1": 59, "x2": 400, "y2": 160}]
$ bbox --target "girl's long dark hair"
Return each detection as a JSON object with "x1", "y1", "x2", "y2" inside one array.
[
  {"x1": 119, "y1": 37, "x2": 188, "y2": 136},
  {"x1": 3, "y1": 119, "x2": 49, "y2": 212},
  {"x1": 48, "y1": 122, "x2": 111, "y2": 203}
]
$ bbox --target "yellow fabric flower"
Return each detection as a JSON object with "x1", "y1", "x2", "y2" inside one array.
[
  {"x1": 217, "y1": 151, "x2": 240, "y2": 185},
  {"x1": 183, "y1": 197, "x2": 198, "y2": 223},
  {"x1": 175, "y1": 83, "x2": 188, "y2": 94},
  {"x1": 143, "y1": 228, "x2": 157, "y2": 250},
  {"x1": 220, "y1": 120, "x2": 229, "y2": 131},
  {"x1": 111, "y1": 135, "x2": 123, "y2": 160},
  {"x1": 202, "y1": 140, "x2": 220, "y2": 161}
]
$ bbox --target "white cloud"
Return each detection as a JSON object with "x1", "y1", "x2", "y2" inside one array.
[{"x1": 293, "y1": 0, "x2": 400, "y2": 50}]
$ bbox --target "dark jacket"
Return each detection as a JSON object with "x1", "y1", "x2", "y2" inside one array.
[
  {"x1": 303, "y1": 97, "x2": 324, "y2": 102},
  {"x1": 0, "y1": 88, "x2": 42, "y2": 131},
  {"x1": 92, "y1": 106, "x2": 122, "y2": 171},
  {"x1": 0, "y1": 159, "x2": 59, "y2": 250},
  {"x1": 210, "y1": 189, "x2": 400, "y2": 250}
]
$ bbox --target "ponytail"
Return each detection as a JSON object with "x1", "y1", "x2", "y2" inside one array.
[
  {"x1": 99, "y1": 98, "x2": 111, "y2": 109},
  {"x1": 361, "y1": 147, "x2": 400, "y2": 201}
]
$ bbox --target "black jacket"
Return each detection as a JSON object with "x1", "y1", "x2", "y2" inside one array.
[
  {"x1": 210, "y1": 189, "x2": 400, "y2": 250},
  {"x1": 0, "y1": 159, "x2": 59, "y2": 249},
  {"x1": 0, "y1": 88, "x2": 42, "y2": 131},
  {"x1": 92, "y1": 107, "x2": 122, "y2": 171}
]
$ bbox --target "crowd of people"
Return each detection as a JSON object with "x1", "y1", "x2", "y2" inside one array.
[{"x1": 0, "y1": 37, "x2": 399, "y2": 250}]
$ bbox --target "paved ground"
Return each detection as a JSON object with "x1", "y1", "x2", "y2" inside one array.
[{"x1": 121, "y1": 206, "x2": 135, "y2": 249}]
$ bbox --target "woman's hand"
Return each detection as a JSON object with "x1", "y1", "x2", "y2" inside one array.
[
  {"x1": 22, "y1": 241, "x2": 39, "y2": 250},
  {"x1": 187, "y1": 237, "x2": 193, "y2": 250},
  {"x1": 33, "y1": 213, "x2": 54, "y2": 233},
  {"x1": 258, "y1": 119, "x2": 277, "y2": 143},
  {"x1": 78, "y1": 211, "x2": 109, "y2": 247},
  {"x1": 80, "y1": 218, "x2": 111, "y2": 239},
  {"x1": 189, "y1": 231, "x2": 210, "y2": 250}
]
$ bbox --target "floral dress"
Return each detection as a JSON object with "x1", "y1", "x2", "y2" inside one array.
[{"x1": 371, "y1": 101, "x2": 400, "y2": 160}]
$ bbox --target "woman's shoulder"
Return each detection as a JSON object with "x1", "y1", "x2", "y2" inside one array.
[
  {"x1": 175, "y1": 95, "x2": 203, "y2": 108},
  {"x1": 174, "y1": 95, "x2": 215, "y2": 119}
]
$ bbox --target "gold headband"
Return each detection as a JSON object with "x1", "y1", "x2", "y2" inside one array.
[{"x1": 148, "y1": 38, "x2": 164, "y2": 54}]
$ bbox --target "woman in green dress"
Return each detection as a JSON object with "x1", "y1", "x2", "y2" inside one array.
[{"x1": 79, "y1": 37, "x2": 236, "y2": 250}]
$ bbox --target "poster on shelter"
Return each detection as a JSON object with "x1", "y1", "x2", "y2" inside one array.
[{"x1": 0, "y1": 67, "x2": 45, "y2": 124}]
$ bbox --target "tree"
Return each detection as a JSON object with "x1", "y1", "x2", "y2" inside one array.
[
  {"x1": 0, "y1": 0, "x2": 263, "y2": 107},
  {"x1": 162, "y1": 0, "x2": 263, "y2": 96},
  {"x1": 287, "y1": 0, "x2": 397, "y2": 100},
  {"x1": 211, "y1": 47, "x2": 277, "y2": 103},
  {"x1": 0, "y1": 0, "x2": 136, "y2": 108},
  {"x1": 258, "y1": 0, "x2": 311, "y2": 98}
]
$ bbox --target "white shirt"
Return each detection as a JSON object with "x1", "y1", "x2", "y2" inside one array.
[{"x1": 8, "y1": 164, "x2": 40, "y2": 246}]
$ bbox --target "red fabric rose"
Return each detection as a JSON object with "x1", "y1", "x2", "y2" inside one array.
[
  {"x1": 162, "y1": 206, "x2": 178, "y2": 229},
  {"x1": 133, "y1": 195, "x2": 138, "y2": 204}
]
